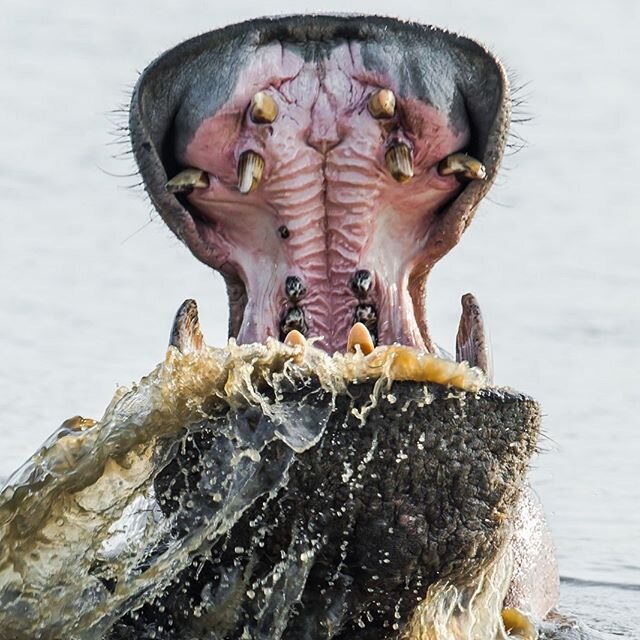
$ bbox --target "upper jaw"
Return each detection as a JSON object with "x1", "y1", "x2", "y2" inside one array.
[{"x1": 129, "y1": 15, "x2": 511, "y2": 355}]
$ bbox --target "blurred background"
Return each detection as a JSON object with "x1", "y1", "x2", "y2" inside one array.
[{"x1": 1, "y1": 1, "x2": 638, "y2": 635}]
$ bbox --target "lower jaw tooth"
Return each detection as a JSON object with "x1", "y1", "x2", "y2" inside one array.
[
  {"x1": 283, "y1": 329, "x2": 306, "y2": 363},
  {"x1": 347, "y1": 322, "x2": 375, "y2": 356},
  {"x1": 280, "y1": 307, "x2": 308, "y2": 340},
  {"x1": 284, "y1": 329, "x2": 306, "y2": 347},
  {"x1": 169, "y1": 299, "x2": 205, "y2": 354},
  {"x1": 455, "y1": 293, "x2": 493, "y2": 382}
]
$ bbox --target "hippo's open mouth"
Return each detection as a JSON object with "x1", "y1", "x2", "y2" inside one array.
[{"x1": 130, "y1": 15, "x2": 509, "y2": 363}]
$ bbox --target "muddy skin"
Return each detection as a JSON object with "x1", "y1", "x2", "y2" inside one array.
[
  {"x1": 124, "y1": 14, "x2": 558, "y2": 637},
  {"x1": 109, "y1": 375, "x2": 540, "y2": 640}
]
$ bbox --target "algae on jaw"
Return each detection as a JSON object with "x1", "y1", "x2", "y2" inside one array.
[{"x1": 0, "y1": 340, "x2": 531, "y2": 640}]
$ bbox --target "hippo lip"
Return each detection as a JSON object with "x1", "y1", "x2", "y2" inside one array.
[{"x1": 130, "y1": 15, "x2": 511, "y2": 358}]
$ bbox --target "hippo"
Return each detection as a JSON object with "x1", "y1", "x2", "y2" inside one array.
[
  {"x1": 0, "y1": 14, "x2": 559, "y2": 640},
  {"x1": 130, "y1": 12, "x2": 559, "y2": 629}
]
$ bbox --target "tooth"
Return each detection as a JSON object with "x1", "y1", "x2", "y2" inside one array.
[
  {"x1": 385, "y1": 142, "x2": 413, "y2": 183},
  {"x1": 438, "y1": 152, "x2": 486, "y2": 180},
  {"x1": 284, "y1": 329, "x2": 306, "y2": 348},
  {"x1": 237, "y1": 151, "x2": 265, "y2": 194},
  {"x1": 347, "y1": 322, "x2": 375, "y2": 356},
  {"x1": 285, "y1": 275, "x2": 307, "y2": 303},
  {"x1": 165, "y1": 168, "x2": 209, "y2": 194},
  {"x1": 368, "y1": 89, "x2": 396, "y2": 119},
  {"x1": 284, "y1": 329, "x2": 307, "y2": 363},
  {"x1": 351, "y1": 269, "x2": 373, "y2": 299},
  {"x1": 280, "y1": 307, "x2": 308, "y2": 339},
  {"x1": 169, "y1": 299, "x2": 204, "y2": 354},
  {"x1": 250, "y1": 91, "x2": 278, "y2": 124},
  {"x1": 455, "y1": 293, "x2": 493, "y2": 382},
  {"x1": 354, "y1": 303, "x2": 377, "y2": 330}
]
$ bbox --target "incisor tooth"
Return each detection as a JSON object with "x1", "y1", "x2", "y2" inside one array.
[
  {"x1": 347, "y1": 322, "x2": 375, "y2": 356},
  {"x1": 438, "y1": 153, "x2": 487, "y2": 180},
  {"x1": 237, "y1": 151, "x2": 265, "y2": 194},
  {"x1": 385, "y1": 142, "x2": 413, "y2": 183},
  {"x1": 284, "y1": 329, "x2": 306, "y2": 348},
  {"x1": 250, "y1": 91, "x2": 278, "y2": 124},
  {"x1": 368, "y1": 89, "x2": 396, "y2": 119},
  {"x1": 284, "y1": 329, "x2": 306, "y2": 364},
  {"x1": 165, "y1": 168, "x2": 209, "y2": 194}
]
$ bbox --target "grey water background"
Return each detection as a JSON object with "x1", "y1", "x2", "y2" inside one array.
[{"x1": 0, "y1": 0, "x2": 638, "y2": 636}]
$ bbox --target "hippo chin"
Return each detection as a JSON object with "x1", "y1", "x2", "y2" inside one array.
[{"x1": 0, "y1": 14, "x2": 559, "y2": 640}]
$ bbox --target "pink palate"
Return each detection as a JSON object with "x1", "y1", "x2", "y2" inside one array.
[{"x1": 182, "y1": 42, "x2": 467, "y2": 353}]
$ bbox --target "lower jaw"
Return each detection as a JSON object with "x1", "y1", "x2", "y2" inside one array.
[{"x1": 170, "y1": 298, "x2": 488, "y2": 392}]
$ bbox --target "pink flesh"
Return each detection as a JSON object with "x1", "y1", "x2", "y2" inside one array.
[{"x1": 181, "y1": 42, "x2": 468, "y2": 353}]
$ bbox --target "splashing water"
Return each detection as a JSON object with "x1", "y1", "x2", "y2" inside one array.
[{"x1": 0, "y1": 339, "x2": 548, "y2": 639}]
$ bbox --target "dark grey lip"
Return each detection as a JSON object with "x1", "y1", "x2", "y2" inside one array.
[{"x1": 129, "y1": 14, "x2": 511, "y2": 339}]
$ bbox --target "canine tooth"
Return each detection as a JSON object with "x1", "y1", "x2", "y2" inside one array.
[
  {"x1": 385, "y1": 142, "x2": 413, "y2": 183},
  {"x1": 165, "y1": 168, "x2": 209, "y2": 194},
  {"x1": 250, "y1": 91, "x2": 278, "y2": 124},
  {"x1": 455, "y1": 293, "x2": 493, "y2": 382},
  {"x1": 438, "y1": 152, "x2": 486, "y2": 180},
  {"x1": 347, "y1": 322, "x2": 375, "y2": 356},
  {"x1": 285, "y1": 275, "x2": 307, "y2": 303},
  {"x1": 351, "y1": 269, "x2": 373, "y2": 299},
  {"x1": 368, "y1": 89, "x2": 396, "y2": 119},
  {"x1": 237, "y1": 151, "x2": 265, "y2": 194},
  {"x1": 169, "y1": 299, "x2": 204, "y2": 354}
]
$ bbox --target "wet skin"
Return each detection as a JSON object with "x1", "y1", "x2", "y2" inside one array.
[{"x1": 129, "y1": 14, "x2": 558, "y2": 628}]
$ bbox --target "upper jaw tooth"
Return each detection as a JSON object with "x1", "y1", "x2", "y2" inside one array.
[
  {"x1": 237, "y1": 150, "x2": 265, "y2": 194},
  {"x1": 250, "y1": 91, "x2": 279, "y2": 124},
  {"x1": 385, "y1": 142, "x2": 413, "y2": 183},
  {"x1": 165, "y1": 168, "x2": 209, "y2": 194},
  {"x1": 438, "y1": 153, "x2": 486, "y2": 180},
  {"x1": 368, "y1": 89, "x2": 396, "y2": 119}
]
